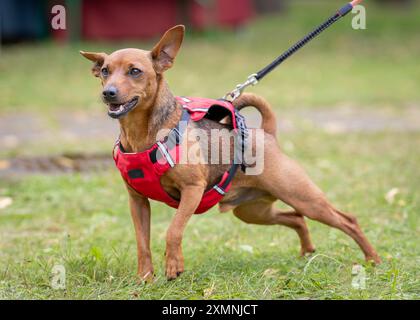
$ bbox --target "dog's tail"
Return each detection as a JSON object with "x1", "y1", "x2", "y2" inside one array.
[{"x1": 232, "y1": 93, "x2": 277, "y2": 136}]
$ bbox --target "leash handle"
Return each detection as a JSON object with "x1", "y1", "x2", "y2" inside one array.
[{"x1": 225, "y1": 0, "x2": 363, "y2": 101}]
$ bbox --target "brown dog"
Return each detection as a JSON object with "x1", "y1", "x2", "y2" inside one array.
[{"x1": 80, "y1": 25, "x2": 380, "y2": 281}]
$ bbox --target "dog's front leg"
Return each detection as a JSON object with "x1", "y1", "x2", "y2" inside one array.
[
  {"x1": 165, "y1": 185, "x2": 205, "y2": 280},
  {"x1": 127, "y1": 186, "x2": 154, "y2": 282}
]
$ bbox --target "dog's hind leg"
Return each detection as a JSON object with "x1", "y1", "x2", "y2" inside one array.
[
  {"x1": 233, "y1": 198, "x2": 316, "y2": 256},
  {"x1": 258, "y1": 152, "x2": 381, "y2": 263}
]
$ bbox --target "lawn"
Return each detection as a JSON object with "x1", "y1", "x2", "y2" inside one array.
[
  {"x1": 0, "y1": 1, "x2": 419, "y2": 299},
  {"x1": 0, "y1": 131, "x2": 419, "y2": 299}
]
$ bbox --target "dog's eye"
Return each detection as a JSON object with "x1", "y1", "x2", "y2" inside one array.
[
  {"x1": 101, "y1": 67, "x2": 109, "y2": 77},
  {"x1": 129, "y1": 68, "x2": 142, "y2": 78}
]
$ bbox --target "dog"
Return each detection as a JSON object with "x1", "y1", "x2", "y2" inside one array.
[{"x1": 80, "y1": 25, "x2": 380, "y2": 281}]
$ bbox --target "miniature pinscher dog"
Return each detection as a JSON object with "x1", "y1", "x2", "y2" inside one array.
[{"x1": 80, "y1": 25, "x2": 380, "y2": 281}]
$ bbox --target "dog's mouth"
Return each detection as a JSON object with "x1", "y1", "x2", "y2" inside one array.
[{"x1": 107, "y1": 96, "x2": 139, "y2": 119}]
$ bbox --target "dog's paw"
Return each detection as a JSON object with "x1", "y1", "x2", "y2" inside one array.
[
  {"x1": 165, "y1": 255, "x2": 184, "y2": 281},
  {"x1": 300, "y1": 246, "x2": 316, "y2": 257},
  {"x1": 366, "y1": 254, "x2": 382, "y2": 265}
]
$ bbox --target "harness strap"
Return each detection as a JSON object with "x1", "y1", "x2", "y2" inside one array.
[
  {"x1": 221, "y1": 164, "x2": 239, "y2": 189},
  {"x1": 234, "y1": 110, "x2": 249, "y2": 172},
  {"x1": 213, "y1": 164, "x2": 239, "y2": 195},
  {"x1": 213, "y1": 185, "x2": 226, "y2": 195},
  {"x1": 150, "y1": 109, "x2": 190, "y2": 164},
  {"x1": 156, "y1": 141, "x2": 175, "y2": 167}
]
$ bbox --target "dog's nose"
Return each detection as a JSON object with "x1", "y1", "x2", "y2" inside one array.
[{"x1": 102, "y1": 86, "x2": 118, "y2": 100}]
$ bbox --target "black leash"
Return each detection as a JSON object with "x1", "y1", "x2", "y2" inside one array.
[{"x1": 225, "y1": 0, "x2": 363, "y2": 101}]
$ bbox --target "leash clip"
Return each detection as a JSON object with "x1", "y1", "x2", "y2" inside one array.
[{"x1": 224, "y1": 74, "x2": 258, "y2": 102}]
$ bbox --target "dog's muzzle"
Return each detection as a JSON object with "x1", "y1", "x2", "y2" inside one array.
[{"x1": 107, "y1": 96, "x2": 140, "y2": 119}]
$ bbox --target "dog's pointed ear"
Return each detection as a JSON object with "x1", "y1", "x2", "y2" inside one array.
[
  {"x1": 80, "y1": 51, "x2": 107, "y2": 77},
  {"x1": 151, "y1": 25, "x2": 185, "y2": 74}
]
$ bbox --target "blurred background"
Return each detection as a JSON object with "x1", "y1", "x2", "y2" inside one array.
[
  {"x1": 0, "y1": 0, "x2": 419, "y2": 299},
  {"x1": 1, "y1": 0, "x2": 419, "y2": 161},
  {"x1": 0, "y1": 0, "x2": 419, "y2": 162}
]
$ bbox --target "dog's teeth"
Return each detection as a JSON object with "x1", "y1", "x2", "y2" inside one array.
[{"x1": 119, "y1": 105, "x2": 124, "y2": 111}]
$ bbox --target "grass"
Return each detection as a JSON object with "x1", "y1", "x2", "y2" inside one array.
[
  {"x1": 0, "y1": 0, "x2": 419, "y2": 299},
  {"x1": 0, "y1": 131, "x2": 419, "y2": 299}
]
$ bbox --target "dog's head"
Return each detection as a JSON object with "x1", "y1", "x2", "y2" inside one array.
[{"x1": 80, "y1": 25, "x2": 184, "y2": 119}]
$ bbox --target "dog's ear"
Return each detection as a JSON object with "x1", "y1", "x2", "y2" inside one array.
[
  {"x1": 151, "y1": 25, "x2": 185, "y2": 74},
  {"x1": 79, "y1": 51, "x2": 107, "y2": 77}
]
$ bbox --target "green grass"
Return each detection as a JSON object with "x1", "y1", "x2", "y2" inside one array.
[{"x1": 0, "y1": 131, "x2": 419, "y2": 299}]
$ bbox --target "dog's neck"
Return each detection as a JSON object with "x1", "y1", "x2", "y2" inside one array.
[{"x1": 118, "y1": 77, "x2": 181, "y2": 153}]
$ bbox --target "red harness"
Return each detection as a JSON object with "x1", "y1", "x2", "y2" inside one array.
[{"x1": 113, "y1": 97, "x2": 247, "y2": 214}]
